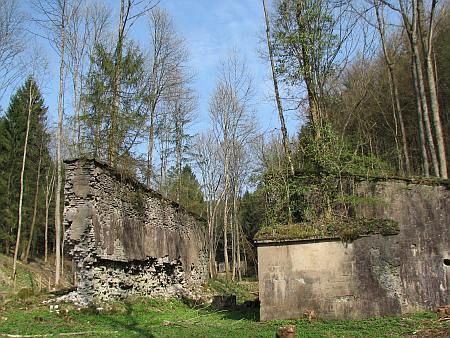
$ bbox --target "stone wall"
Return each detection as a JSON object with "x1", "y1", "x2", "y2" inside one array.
[
  {"x1": 64, "y1": 158, "x2": 208, "y2": 305},
  {"x1": 257, "y1": 180, "x2": 449, "y2": 320}
]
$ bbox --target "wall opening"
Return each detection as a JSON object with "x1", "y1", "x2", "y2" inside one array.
[{"x1": 444, "y1": 259, "x2": 450, "y2": 267}]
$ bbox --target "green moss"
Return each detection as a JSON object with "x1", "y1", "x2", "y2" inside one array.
[{"x1": 254, "y1": 217, "x2": 399, "y2": 243}]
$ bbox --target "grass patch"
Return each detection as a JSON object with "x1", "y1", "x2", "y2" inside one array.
[
  {"x1": 0, "y1": 296, "x2": 448, "y2": 337},
  {"x1": 0, "y1": 254, "x2": 73, "y2": 298}
]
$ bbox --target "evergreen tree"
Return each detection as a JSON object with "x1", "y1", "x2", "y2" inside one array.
[
  {"x1": 82, "y1": 41, "x2": 147, "y2": 166},
  {"x1": 168, "y1": 165, "x2": 205, "y2": 216},
  {"x1": 0, "y1": 77, "x2": 50, "y2": 256},
  {"x1": 0, "y1": 117, "x2": 14, "y2": 252}
]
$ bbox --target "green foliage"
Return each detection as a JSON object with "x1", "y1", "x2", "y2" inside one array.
[
  {"x1": 273, "y1": 0, "x2": 338, "y2": 88},
  {"x1": 81, "y1": 42, "x2": 147, "y2": 161},
  {"x1": 239, "y1": 190, "x2": 266, "y2": 241},
  {"x1": 128, "y1": 190, "x2": 146, "y2": 214},
  {"x1": 295, "y1": 123, "x2": 392, "y2": 177},
  {"x1": 0, "y1": 77, "x2": 51, "y2": 255},
  {"x1": 258, "y1": 124, "x2": 393, "y2": 229},
  {"x1": 167, "y1": 165, "x2": 205, "y2": 216}
]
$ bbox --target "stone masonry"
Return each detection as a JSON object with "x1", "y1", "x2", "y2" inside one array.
[{"x1": 63, "y1": 158, "x2": 208, "y2": 305}]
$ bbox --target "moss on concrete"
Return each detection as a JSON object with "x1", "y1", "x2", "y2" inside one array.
[{"x1": 254, "y1": 217, "x2": 399, "y2": 243}]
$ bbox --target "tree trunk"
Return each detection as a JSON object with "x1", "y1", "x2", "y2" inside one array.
[
  {"x1": 208, "y1": 191, "x2": 223, "y2": 278},
  {"x1": 109, "y1": 0, "x2": 125, "y2": 166},
  {"x1": 412, "y1": 46, "x2": 439, "y2": 176},
  {"x1": 399, "y1": 0, "x2": 438, "y2": 176},
  {"x1": 12, "y1": 81, "x2": 34, "y2": 285},
  {"x1": 146, "y1": 105, "x2": 156, "y2": 187},
  {"x1": 234, "y1": 189, "x2": 242, "y2": 281},
  {"x1": 262, "y1": 0, "x2": 294, "y2": 176},
  {"x1": 175, "y1": 105, "x2": 182, "y2": 203},
  {"x1": 23, "y1": 136, "x2": 43, "y2": 263},
  {"x1": 44, "y1": 165, "x2": 55, "y2": 264},
  {"x1": 223, "y1": 147, "x2": 230, "y2": 280},
  {"x1": 223, "y1": 176, "x2": 230, "y2": 281},
  {"x1": 72, "y1": 62, "x2": 81, "y2": 153},
  {"x1": 417, "y1": 0, "x2": 447, "y2": 178},
  {"x1": 411, "y1": 55, "x2": 430, "y2": 176},
  {"x1": 55, "y1": 0, "x2": 67, "y2": 287},
  {"x1": 374, "y1": 0, "x2": 411, "y2": 174},
  {"x1": 231, "y1": 195, "x2": 236, "y2": 281},
  {"x1": 425, "y1": 54, "x2": 447, "y2": 178}
]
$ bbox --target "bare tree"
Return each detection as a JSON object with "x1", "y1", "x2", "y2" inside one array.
[
  {"x1": 145, "y1": 7, "x2": 188, "y2": 187},
  {"x1": 33, "y1": 0, "x2": 83, "y2": 286},
  {"x1": 12, "y1": 80, "x2": 36, "y2": 285},
  {"x1": 381, "y1": 0, "x2": 442, "y2": 177},
  {"x1": 209, "y1": 52, "x2": 254, "y2": 280},
  {"x1": 193, "y1": 132, "x2": 223, "y2": 278},
  {"x1": 0, "y1": 0, "x2": 25, "y2": 99},
  {"x1": 373, "y1": 0, "x2": 411, "y2": 174},
  {"x1": 65, "y1": 0, "x2": 110, "y2": 155}
]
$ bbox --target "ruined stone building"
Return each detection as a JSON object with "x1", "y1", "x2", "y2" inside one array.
[
  {"x1": 64, "y1": 158, "x2": 208, "y2": 305},
  {"x1": 256, "y1": 179, "x2": 449, "y2": 320}
]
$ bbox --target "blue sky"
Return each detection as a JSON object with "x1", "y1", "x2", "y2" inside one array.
[
  {"x1": 0, "y1": 0, "x2": 300, "y2": 141},
  {"x1": 151, "y1": 0, "x2": 300, "y2": 135}
]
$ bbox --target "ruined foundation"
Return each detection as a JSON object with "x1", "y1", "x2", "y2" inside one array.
[{"x1": 63, "y1": 158, "x2": 208, "y2": 305}]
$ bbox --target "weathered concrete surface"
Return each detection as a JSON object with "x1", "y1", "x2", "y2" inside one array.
[
  {"x1": 257, "y1": 180, "x2": 449, "y2": 320},
  {"x1": 64, "y1": 158, "x2": 208, "y2": 304}
]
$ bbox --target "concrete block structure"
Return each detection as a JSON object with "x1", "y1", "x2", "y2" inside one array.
[{"x1": 256, "y1": 180, "x2": 449, "y2": 320}]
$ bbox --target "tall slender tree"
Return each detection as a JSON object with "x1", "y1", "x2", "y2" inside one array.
[
  {"x1": 145, "y1": 8, "x2": 190, "y2": 187},
  {"x1": 109, "y1": 0, "x2": 158, "y2": 166},
  {"x1": 209, "y1": 52, "x2": 254, "y2": 280},
  {"x1": 4, "y1": 78, "x2": 48, "y2": 281},
  {"x1": 262, "y1": 0, "x2": 294, "y2": 176}
]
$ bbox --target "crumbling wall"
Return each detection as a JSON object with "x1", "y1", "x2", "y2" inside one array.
[
  {"x1": 64, "y1": 158, "x2": 208, "y2": 304},
  {"x1": 257, "y1": 180, "x2": 449, "y2": 320}
]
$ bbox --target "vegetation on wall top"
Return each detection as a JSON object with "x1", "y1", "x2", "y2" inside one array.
[{"x1": 254, "y1": 217, "x2": 399, "y2": 243}]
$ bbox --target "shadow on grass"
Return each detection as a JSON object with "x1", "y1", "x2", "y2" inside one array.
[
  {"x1": 219, "y1": 304, "x2": 260, "y2": 322},
  {"x1": 180, "y1": 296, "x2": 261, "y2": 322}
]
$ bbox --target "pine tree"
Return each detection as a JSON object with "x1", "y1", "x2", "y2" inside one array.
[
  {"x1": 0, "y1": 77, "x2": 50, "y2": 258},
  {"x1": 168, "y1": 165, "x2": 205, "y2": 216},
  {"x1": 82, "y1": 41, "x2": 147, "y2": 165}
]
